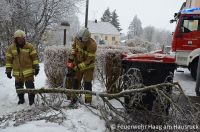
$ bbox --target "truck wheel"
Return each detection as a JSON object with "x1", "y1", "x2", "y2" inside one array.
[{"x1": 191, "y1": 61, "x2": 197, "y2": 80}]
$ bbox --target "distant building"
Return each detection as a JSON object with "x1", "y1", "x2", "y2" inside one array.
[
  {"x1": 44, "y1": 24, "x2": 72, "y2": 47},
  {"x1": 88, "y1": 20, "x2": 120, "y2": 45}
]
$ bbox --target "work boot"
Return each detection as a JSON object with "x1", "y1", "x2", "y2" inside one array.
[
  {"x1": 18, "y1": 94, "x2": 25, "y2": 104},
  {"x1": 25, "y1": 80, "x2": 35, "y2": 106},
  {"x1": 68, "y1": 99, "x2": 78, "y2": 108},
  {"x1": 28, "y1": 94, "x2": 35, "y2": 106},
  {"x1": 84, "y1": 82, "x2": 92, "y2": 104},
  {"x1": 85, "y1": 94, "x2": 92, "y2": 104},
  {"x1": 196, "y1": 91, "x2": 200, "y2": 96},
  {"x1": 68, "y1": 79, "x2": 79, "y2": 108},
  {"x1": 15, "y1": 81, "x2": 25, "y2": 105}
]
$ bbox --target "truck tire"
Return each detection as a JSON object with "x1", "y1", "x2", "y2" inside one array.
[{"x1": 191, "y1": 61, "x2": 197, "y2": 80}]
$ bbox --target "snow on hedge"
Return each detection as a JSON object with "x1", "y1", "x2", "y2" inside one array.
[
  {"x1": 126, "y1": 36, "x2": 158, "y2": 52},
  {"x1": 44, "y1": 46, "x2": 70, "y2": 87},
  {"x1": 44, "y1": 45, "x2": 146, "y2": 88}
]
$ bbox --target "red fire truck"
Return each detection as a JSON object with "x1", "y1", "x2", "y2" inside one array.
[{"x1": 171, "y1": 1, "x2": 200, "y2": 80}]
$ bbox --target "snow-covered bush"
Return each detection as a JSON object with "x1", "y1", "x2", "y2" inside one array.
[
  {"x1": 96, "y1": 45, "x2": 146, "y2": 93},
  {"x1": 44, "y1": 45, "x2": 146, "y2": 90},
  {"x1": 126, "y1": 37, "x2": 156, "y2": 52},
  {"x1": 96, "y1": 46, "x2": 124, "y2": 93},
  {"x1": 44, "y1": 46, "x2": 70, "y2": 87},
  {"x1": 0, "y1": 42, "x2": 6, "y2": 67}
]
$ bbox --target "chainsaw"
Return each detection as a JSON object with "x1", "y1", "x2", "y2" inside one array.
[{"x1": 62, "y1": 61, "x2": 76, "y2": 89}]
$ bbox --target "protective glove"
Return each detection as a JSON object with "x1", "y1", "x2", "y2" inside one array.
[
  {"x1": 66, "y1": 62, "x2": 75, "y2": 69},
  {"x1": 75, "y1": 62, "x2": 86, "y2": 71},
  {"x1": 34, "y1": 69, "x2": 40, "y2": 76},
  {"x1": 6, "y1": 72, "x2": 12, "y2": 79}
]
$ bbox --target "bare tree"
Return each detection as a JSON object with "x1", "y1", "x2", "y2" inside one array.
[
  {"x1": 0, "y1": 0, "x2": 83, "y2": 48},
  {"x1": 152, "y1": 29, "x2": 172, "y2": 47},
  {"x1": 128, "y1": 15, "x2": 143, "y2": 39},
  {"x1": 0, "y1": 0, "x2": 83, "y2": 64},
  {"x1": 142, "y1": 26, "x2": 155, "y2": 42}
]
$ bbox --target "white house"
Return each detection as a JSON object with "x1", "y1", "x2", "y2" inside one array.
[{"x1": 88, "y1": 20, "x2": 120, "y2": 45}]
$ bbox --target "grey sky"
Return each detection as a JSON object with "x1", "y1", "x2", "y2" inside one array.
[{"x1": 78, "y1": 0, "x2": 185, "y2": 33}]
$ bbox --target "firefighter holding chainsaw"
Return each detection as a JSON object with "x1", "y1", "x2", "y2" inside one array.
[{"x1": 66, "y1": 28, "x2": 97, "y2": 105}]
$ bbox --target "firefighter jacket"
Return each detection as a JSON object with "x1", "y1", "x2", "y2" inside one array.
[
  {"x1": 69, "y1": 37, "x2": 97, "y2": 71},
  {"x1": 5, "y1": 42, "x2": 39, "y2": 78}
]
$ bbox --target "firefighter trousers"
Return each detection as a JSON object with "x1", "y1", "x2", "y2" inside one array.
[
  {"x1": 15, "y1": 76, "x2": 35, "y2": 105},
  {"x1": 71, "y1": 69, "x2": 94, "y2": 103}
]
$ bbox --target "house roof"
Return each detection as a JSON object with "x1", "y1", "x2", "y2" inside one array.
[{"x1": 88, "y1": 21, "x2": 120, "y2": 35}]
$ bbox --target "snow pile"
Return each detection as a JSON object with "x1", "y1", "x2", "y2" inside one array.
[{"x1": 126, "y1": 36, "x2": 157, "y2": 52}]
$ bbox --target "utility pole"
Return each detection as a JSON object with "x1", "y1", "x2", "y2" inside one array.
[
  {"x1": 61, "y1": 21, "x2": 70, "y2": 46},
  {"x1": 195, "y1": 55, "x2": 200, "y2": 96},
  {"x1": 85, "y1": 0, "x2": 89, "y2": 28}
]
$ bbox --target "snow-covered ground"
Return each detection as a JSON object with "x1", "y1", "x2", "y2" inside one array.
[
  {"x1": 174, "y1": 68, "x2": 196, "y2": 96},
  {"x1": 0, "y1": 64, "x2": 106, "y2": 132},
  {"x1": 0, "y1": 63, "x2": 46, "y2": 116},
  {"x1": 0, "y1": 64, "x2": 197, "y2": 131}
]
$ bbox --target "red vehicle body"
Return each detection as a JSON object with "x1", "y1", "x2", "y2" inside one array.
[
  {"x1": 123, "y1": 53, "x2": 175, "y2": 64},
  {"x1": 171, "y1": 5, "x2": 200, "y2": 80},
  {"x1": 172, "y1": 14, "x2": 200, "y2": 52}
]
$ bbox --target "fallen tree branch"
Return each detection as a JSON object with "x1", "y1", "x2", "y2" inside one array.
[
  {"x1": 2, "y1": 81, "x2": 200, "y2": 130},
  {"x1": 17, "y1": 82, "x2": 179, "y2": 98}
]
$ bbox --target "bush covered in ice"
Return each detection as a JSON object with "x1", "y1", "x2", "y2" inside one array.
[
  {"x1": 95, "y1": 45, "x2": 146, "y2": 93},
  {"x1": 126, "y1": 37, "x2": 157, "y2": 52},
  {"x1": 44, "y1": 45, "x2": 146, "y2": 90},
  {"x1": 44, "y1": 46, "x2": 70, "y2": 87}
]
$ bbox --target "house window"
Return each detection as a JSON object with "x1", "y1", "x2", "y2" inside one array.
[
  {"x1": 105, "y1": 36, "x2": 108, "y2": 40},
  {"x1": 112, "y1": 37, "x2": 115, "y2": 41}
]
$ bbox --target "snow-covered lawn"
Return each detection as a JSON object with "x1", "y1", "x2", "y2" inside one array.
[
  {"x1": 0, "y1": 64, "x2": 197, "y2": 131},
  {"x1": 0, "y1": 64, "x2": 106, "y2": 132},
  {"x1": 0, "y1": 63, "x2": 46, "y2": 116}
]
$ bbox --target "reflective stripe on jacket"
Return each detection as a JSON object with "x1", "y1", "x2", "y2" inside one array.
[
  {"x1": 70, "y1": 37, "x2": 97, "y2": 71},
  {"x1": 5, "y1": 42, "x2": 39, "y2": 78}
]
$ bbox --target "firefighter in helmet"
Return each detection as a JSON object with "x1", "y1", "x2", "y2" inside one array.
[
  {"x1": 67, "y1": 28, "x2": 97, "y2": 105},
  {"x1": 5, "y1": 30, "x2": 40, "y2": 106}
]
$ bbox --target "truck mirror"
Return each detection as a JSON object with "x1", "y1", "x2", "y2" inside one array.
[
  {"x1": 174, "y1": 13, "x2": 178, "y2": 18},
  {"x1": 170, "y1": 19, "x2": 177, "y2": 23}
]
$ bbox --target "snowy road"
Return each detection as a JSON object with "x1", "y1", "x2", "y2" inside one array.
[
  {"x1": 174, "y1": 68, "x2": 196, "y2": 96},
  {"x1": 0, "y1": 64, "x2": 197, "y2": 131}
]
